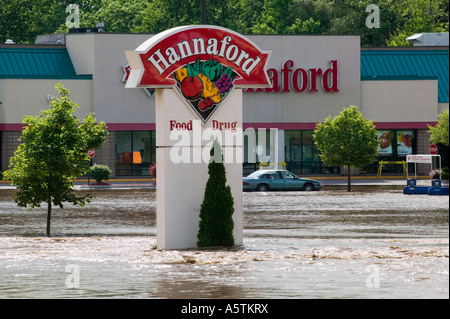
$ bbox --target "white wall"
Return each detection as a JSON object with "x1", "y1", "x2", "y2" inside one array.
[
  {"x1": 62, "y1": 33, "x2": 443, "y2": 127},
  {"x1": 438, "y1": 103, "x2": 449, "y2": 114},
  {"x1": 0, "y1": 79, "x2": 93, "y2": 123},
  {"x1": 244, "y1": 35, "x2": 361, "y2": 123},
  {"x1": 65, "y1": 34, "x2": 361, "y2": 126},
  {"x1": 361, "y1": 79, "x2": 438, "y2": 123},
  {"x1": 155, "y1": 88, "x2": 243, "y2": 249},
  {"x1": 66, "y1": 33, "x2": 157, "y2": 125}
]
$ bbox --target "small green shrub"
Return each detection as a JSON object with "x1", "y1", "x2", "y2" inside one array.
[
  {"x1": 197, "y1": 140, "x2": 234, "y2": 247},
  {"x1": 90, "y1": 164, "x2": 111, "y2": 183}
]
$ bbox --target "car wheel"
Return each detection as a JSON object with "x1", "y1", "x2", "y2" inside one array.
[
  {"x1": 256, "y1": 184, "x2": 269, "y2": 192},
  {"x1": 303, "y1": 183, "x2": 314, "y2": 191}
]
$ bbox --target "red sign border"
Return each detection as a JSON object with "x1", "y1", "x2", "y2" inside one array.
[{"x1": 125, "y1": 25, "x2": 272, "y2": 89}]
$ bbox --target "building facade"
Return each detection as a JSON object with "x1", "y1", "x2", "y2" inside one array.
[{"x1": 1, "y1": 32, "x2": 448, "y2": 177}]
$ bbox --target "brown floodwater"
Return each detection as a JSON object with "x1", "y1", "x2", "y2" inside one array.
[{"x1": 0, "y1": 188, "x2": 448, "y2": 298}]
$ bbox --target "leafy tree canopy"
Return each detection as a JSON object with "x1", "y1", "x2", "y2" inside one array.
[
  {"x1": 1, "y1": 0, "x2": 448, "y2": 46},
  {"x1": 428, "y1": 109, "x2": 449, "y2": 147},
  {"x1": 313, "y1": 106, "x2": 379, "y2": 191}
]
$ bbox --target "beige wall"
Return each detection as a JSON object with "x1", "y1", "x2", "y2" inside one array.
[
  {"x1": 2, "y1": 34, "x2": 444, "y2": 128},
  {"x1": 0, "y1": 79, "x2": 93, "y2": 123},
  {"x1": 64, "y1": 33, "x2": 361, "y2": 126},
  {"x1": 438, "y1": 103, "x2": 449, "y2": 114},
  {"x1": 361, "y1": 80, "x2": 439, "y2": 123},
  {"x1": 244, "y1": 35, "x2": 361, "y2": 123},
  {"x1": 63, "y1": 33, "x2": 444, "y2": 127},
  {"x1": 65, "y1": 33, "x2": 95, "y2": 75},
  {"x1": 66, "y1": 33, "x2": 158, "y2": 125}
]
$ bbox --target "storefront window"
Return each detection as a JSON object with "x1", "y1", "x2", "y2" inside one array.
[
  {"x1": 363, "y1": 129, "x2": 416, "y2": 174},
  {"x1": 115, "y1": 131, "x2": 155, "y2": 176},
  {"x1": 285, "y1": 130, "x2": 338, "y2": 175},
  {"x1": 256, "y1": 129, "x2": 276, "y2": 163},
  {"x1": 243, "y1": 129, "x2": 276, "y2": 174},
  {"x1": 377, "y1": 130, "x2": 394, "y2": 156},
  {"x1": 285, "y1": 130, "x2": 301, "y2": 163},
  {"x1": 377, "y1": 129, "x2": 415, "y2": 158},
  {"x1": 396, "y1": 130, "x2": 414, "y2": 156},
  {"x1": 302, "y1": 131, "x2": 320, "y2": 162}
]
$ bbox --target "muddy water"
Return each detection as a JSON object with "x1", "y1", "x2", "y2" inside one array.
[{"x1": 0, "y1": 189, "x2": 448, "y2": 298}]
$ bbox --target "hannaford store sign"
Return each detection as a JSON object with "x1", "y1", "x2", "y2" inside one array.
[
  {"x1": 126, "y1": 26, "x2": 271, "y2": 88},
  {"x1": 122, "y1": 27, "x2": 339, "y2": 102},
  {"x1": 126, "y1": 25, "x2": 271, "y2": 124},
  {"x1": 125, "y1": 25, "x2": 272, "y2": 249}
]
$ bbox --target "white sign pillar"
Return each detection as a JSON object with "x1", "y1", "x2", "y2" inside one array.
[
  {"x1": 155, "y1": 88, "x2": 243, "y2": 249},
  {"x1": 125, "y1": 26, "x2": 271, "y2": 249}
]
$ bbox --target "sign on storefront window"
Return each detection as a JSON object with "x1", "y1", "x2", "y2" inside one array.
[
  {"x1": 396, "y1": 130, "x2": 413, "y2": 156},
  {"x1": 377, "y1": 130, "x2": 392, "y2": 156}
]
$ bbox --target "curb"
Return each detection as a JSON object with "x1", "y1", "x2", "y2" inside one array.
[
  {"x1": 322, "y1": 184, "x2": 404, "y2": 191},
  {"x1": 76, "y1": 183, "x2": 156, "y2": 190}
]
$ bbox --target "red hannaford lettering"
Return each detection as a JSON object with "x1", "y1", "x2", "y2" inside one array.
[
  {"x1": 125, "y1": 26, "x2": 271, "y2": 89},
  {"x1": 148, "y1": 35, "x2": 261, "y2": 77},
  {"x1": 245, "y1": 60, "x2": 339, "y2": 93}
]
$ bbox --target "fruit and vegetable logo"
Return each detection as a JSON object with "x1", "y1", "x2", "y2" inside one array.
[{"x1": 173, "y1": 58, "x2": 236, "y2": 123}]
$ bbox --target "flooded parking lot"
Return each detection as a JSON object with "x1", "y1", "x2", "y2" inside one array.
[{"x1": 0, "y1": 188, "x2": 448, "y2": 298}]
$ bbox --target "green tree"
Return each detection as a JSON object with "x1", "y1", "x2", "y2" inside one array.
[
  {"x1": 252, "y1": 0, "x2": 301, "y2": 34},
  {"x1": 327, "y1": 0, "x2": 401, "y2": 47},
  {"x1": 3, "y1": 0, "x2": 449, "y2": 46},
  {"x1": 387, "y1": 0, "x2": 449, "y2": 46},
  {"x1": 0, "y1": 0, "x2": 104, "y2": 43},
  {"x1": 197, "y1": 140, "x2": 234, "y2": 247},
  {"x1": 313, "y1": 106, "x2": 379, "y2": 192},
  {"x1": 2, "y1": 84, "x2": 108, "y2": 236},
  {"x1": 78, "y1": 0, "x2": 149, "y2": 33},
  {"x1": 0, "y1": 0, "x2": 61, "y2": 44},
  {"x1": 428, "y1": 109, "x2": 449, "y2": 146},
  {"x1": 133, "y1": 0, "x2": 202, "y2": 34}
]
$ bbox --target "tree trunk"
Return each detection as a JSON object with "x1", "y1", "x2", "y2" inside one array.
[
  {"x1": 347, "y1": 164, "x2": 352, "y2": 192},
  {"x1": 46, "y1": 197, "x2": 52, "y2": 237}
]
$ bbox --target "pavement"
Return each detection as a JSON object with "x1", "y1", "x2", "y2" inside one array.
[{"x1": 2, "y1": 175, "x2": 445, "y2": 191}]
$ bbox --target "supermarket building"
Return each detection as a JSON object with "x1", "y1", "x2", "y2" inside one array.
[{"x1": 0, "y1": 32, "x2": 448, "y2": 177}]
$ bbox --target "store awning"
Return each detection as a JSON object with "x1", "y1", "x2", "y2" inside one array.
[
  {"x1": 0, "y1": 45, "x2": 91, "y2": 80},
  {"x1": 361, "y1": 49, "x2": 449, "y2": 103}
]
